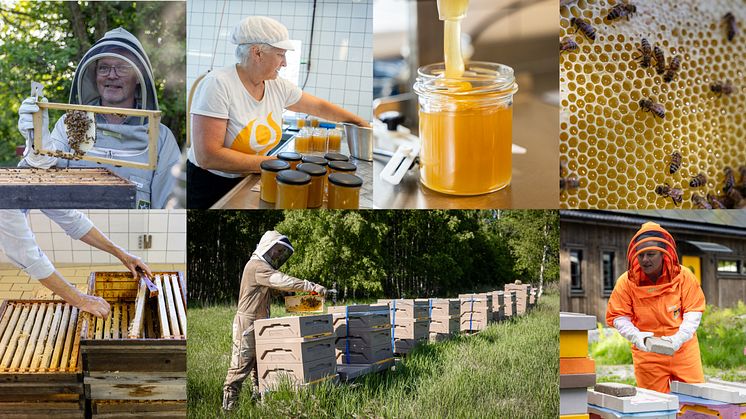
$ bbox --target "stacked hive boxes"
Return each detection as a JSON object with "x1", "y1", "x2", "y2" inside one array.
[
  {"x1": 254, "y1": 314, "x2": 337, "y2": 393},
  {"x1": 378, "y1": 299, "x2": 429, "y2": 355},
  {"x1": 672, "y1": 380, "x2": 746, "y2": 418},
  {"x1": 504, "y1": 282, "x2": 529, "y2": 315},
  {"x1": 458, "y1": 293, "x2": 492, "y2": 332},
  {"x1": 0, "y1": 300, "x2": 84, "y2": 418},
  {"x1": 420, "y1": 298, "x2": 460, "y2": 342},
  {"x1": 503, "y1": 291, "x2": 517, "y2": 318},
  {"x1": 80, "y1": 272, "x2": 187, "y2": 418},
  {"x1": 560, "y1": 312, "x2": 597, "y2": 419},
  {"x1": 528, "y1": 286, "x2": 536, "y2": 310},
  {"x1": 328, "y1": 304, "x2": 393, "y2": 370},
  {"x1": 491, "y1": 291, "x2": 505, "y2": 322},
  {"x1": 588, "y1": 387, "x2": 679, "y2": 418}
]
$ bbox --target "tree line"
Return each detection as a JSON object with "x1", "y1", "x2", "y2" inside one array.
[{"x1": 187, "y1": 210, "x2": 559, "y2": 307}]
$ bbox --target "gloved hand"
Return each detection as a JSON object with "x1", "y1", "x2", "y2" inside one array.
[
  {"x1": 660, "y1": 311, "x2": 703, "y2": 352},
  {"x1": 613, "y1": 316, "x2": 653, "y2": 352},
  {"x1": 632, "y1": 331, "x2": 654, "y2": 352},
  {"x1": 17, "y1": 96, "x2": 56, "y2": 168},
  {"x1": 312, "y1": 284, "x2": 327, "y2": 296},
  {"x1": 661, "y1": 333, "x2": 686, "y2": 351}
]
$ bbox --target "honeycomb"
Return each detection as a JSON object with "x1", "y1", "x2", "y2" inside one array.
[{"x1": 560, "y1": 0, "x2": 746, "y2": 209}]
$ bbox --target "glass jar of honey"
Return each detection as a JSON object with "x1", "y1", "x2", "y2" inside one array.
[
  {"x1": 327, "y1": 173, "x2": 363, "y2": 209},
  {"x1": 312, "y1": 128, "x2": 328, "y2": 152},
  {"x1": 297, "y1": 163, "x2": 326, "y2": 208},
  {"x1": 328, "y1": 160, "x2": 357, "y2": 175},
  {"x1": 413, "y1": 62, "x2": 517, "y2": 195},
  {"x1": 277, "y1": 152, "x2": 302, "y2": 170},
  {"x1": 327, "y1": 128, "x2": 344, "y2": 153},
  {"x1": 259, "y1": 159, "x2": 291, "y2": 203},
  {"x1": 301, "y1": 155, "x2": 328, "y2": 168},
  {"x1": 294, "y1": 127, "x2": 313, "y2": 153},
  {"x1": 275, "y1": 170, "x2": 311, "y2": 209},
  {"x1": 324, "y1": 152, "x2": 349, "y2": 163}
]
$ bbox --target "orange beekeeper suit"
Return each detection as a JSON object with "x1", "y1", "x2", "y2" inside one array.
[{"x1": 606, "y1": 222, "x2": 706, "y2": 393}]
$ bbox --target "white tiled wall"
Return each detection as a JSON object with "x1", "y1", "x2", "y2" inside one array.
[
  {"x1": 0, "y1": 210, "x2": 187, "y2": 265},
  {"x1": 187, "y1": 0, "x2": 373, "y2": 119}
]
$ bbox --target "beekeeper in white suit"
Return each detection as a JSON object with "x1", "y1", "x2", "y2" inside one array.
[
  {"x1": 17, "y1": 27, "x2": 180, "y2": 209},
  {"x1": 223, "y1": 230, "x2": 326, "y2": 411},
  {"x1": 0, "y1": 209, "x2": 152, "y2": 318}
]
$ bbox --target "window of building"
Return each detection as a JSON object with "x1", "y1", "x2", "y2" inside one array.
[
  {"x1": 570, "y1": 249, "x2": 583, "y2": 294},
  {"x1": 717, "y1": 260, "x2": 741, "y2": 274},
  {"x1": 602, "y1": 251, "x2": 615, "y2": 296}
]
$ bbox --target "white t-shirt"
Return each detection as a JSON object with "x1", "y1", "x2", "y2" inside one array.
[{"x1": 188, "y1": 65, "x2": 303, "y2": 178}]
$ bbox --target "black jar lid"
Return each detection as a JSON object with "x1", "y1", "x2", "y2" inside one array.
[
  {"x1": 324, "y1": 152, "x2": 349, "y2": 162},
  {"x1": 276, "y1": 169, "x2": 311, "y2": 185},
  {"x1": 328, "y1": 173, "x2": 363, "y2": 188},
  {"x1": 277, "y1": 152, "x2": 302, "y2": 162},
  {"x1": 301, "y1": 155, "x2": 328, "y2": 166},
  {"x1": 260, "y1": 159, "x2": 291, "y2": 172},
  {"x1": 328, "y1": 161, "x2": 356, "y2": 172},
  {"x1": 296, "y1": 163, "x2": 326, "y2": 177}
]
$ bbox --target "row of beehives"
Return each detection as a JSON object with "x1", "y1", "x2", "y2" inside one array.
[
  {"x1": 254, "y1": 282, "x2": 539, "y2": 392},
  {"x1": 0, "y1": 271, "x2": 187, "y2": 418}
]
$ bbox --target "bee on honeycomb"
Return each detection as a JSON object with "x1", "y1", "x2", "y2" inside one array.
[{"x1": 560, "y1": 0, "x2": 746, "y2": 209}]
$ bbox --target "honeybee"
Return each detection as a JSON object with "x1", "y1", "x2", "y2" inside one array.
[
  {"x1": 707, "y1": 193, "x2": 727, "y2": 209},
  {"x1": 633, "y1": 38, "x2": 653, "y2": 68},
  {"x1": 653, "y1": 46, "x2": 666, "y2": 75},
  {"x1": 723, "y1": 12, "x2": 737, "y2": 42},
  {"x1": 606, "y1": 2, "x2": 636, "y2": 22},
  {"x1": 739, "y1": 166, "x2": 746, "y2": 183},
  {"x1": 724, "y1": 167, "x2": 735, "y2": 193},
  {"x1": 691, "y1": 194, "x2": 713, "y2": 209},
  {"x1": 727, "y1": 187, "x2": 745, "y2": 208},
  {"x1": 655, "y1": 183, "x2": 683, "y2": 205},
  {"x1": 639, "y1": 98, "x2": 665, "y2": 119},
  {"x1": 710, "y1": 81, "x2": 735, "y2": 96},
  {"x1": 669, "y1": 151, "x2": 682, "y2": 174},
  {"x1": 560, "y1": 37, "x2": 579, "y2": 53},
  {"x1": 689, "y1": 173, "x2": 707, "y2": 187},
  {"x1": 663, "y1": 56, "x2": 681, "y2": 82},
  {"x1": 571, "y1": 17, "x2": 596, "y2": 41},
  {"x1": 560, "y1": 177, "x2": 580, "y2": 191}
]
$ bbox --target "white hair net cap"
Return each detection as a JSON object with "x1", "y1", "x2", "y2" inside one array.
[{"x1": 230, "y1": 16, "x2": 295, "y2": 51}]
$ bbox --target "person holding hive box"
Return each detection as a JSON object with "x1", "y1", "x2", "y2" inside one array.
[
  {"x1": 187, "y1": 16, "x2": 369, "y2": 209},
  {"x1": 0, "y1": 209, "x2": 152, "y2": 318},
  {"x1": 606, "y1": 222, "x2": 706, "y2": 393},
  {"x1": 16, "y1": 27, "x2": 180, "y2": 209},
  {"x1": 222, "y1": 230, "x2": 326, "y2": 411}
]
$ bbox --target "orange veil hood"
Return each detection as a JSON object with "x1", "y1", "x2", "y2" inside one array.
[{"x1": 626, "y1": 222, "x2": 681, "y2": 286}]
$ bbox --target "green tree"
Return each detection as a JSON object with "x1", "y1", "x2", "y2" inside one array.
[{"x1": 499, "y1": 210, "x2": 560, "y2": 292}]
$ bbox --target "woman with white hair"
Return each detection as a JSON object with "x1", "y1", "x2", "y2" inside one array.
[{"x1": 187, "y1": 16, "x2": 369, "y2": 208}]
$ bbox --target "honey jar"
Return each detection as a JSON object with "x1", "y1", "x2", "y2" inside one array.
[
  {"x1": 328, "y1": 160, "x2": 357, "y2": 175},
  {"x1": 301, "y1": 155, "x2": 329, "y2": 168},
  {"x1": 413, "y1": 62, "x2": 517, "y2": 195},
  {"x1": 294, "y1": 127, "x2": 313, "y2": 153},
  {"x1": 297, "y1": 163, "x2": 327, "y2": 208},
  {"x1": 323, "y1": 152, "x2": 349, "y2": 163},
  {"x1": 259, "y1": 159, "x2": 291, "y2": 203},
  {"x1": 327, "y1": 128, "x2": 344, "y2": 153},
  {"x1": 275, "y1": 170, "x2": 312, "y2": 209},
  {"x1": 312, "y1": 128, "x2": 328, "y2": 152},
  {"x1": 327, "y1": 173, "x2": 363, "y2": 209},
  {"x1": 277, "y1": 152, "x2": 302, "y2": 170}
]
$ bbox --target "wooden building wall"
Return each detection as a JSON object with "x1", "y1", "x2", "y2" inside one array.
[{"x1": 560, "y1": 218, "x2": 746, "y2": 321}]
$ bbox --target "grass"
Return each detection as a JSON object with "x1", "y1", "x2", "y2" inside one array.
[{"x1": 187, "y1": 292, "x2": 559, "y2": 418}]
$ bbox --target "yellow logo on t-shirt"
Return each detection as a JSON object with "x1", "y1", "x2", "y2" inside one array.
[{"x1": 231, "y1": 112, "x2": 281, "y2": 155}]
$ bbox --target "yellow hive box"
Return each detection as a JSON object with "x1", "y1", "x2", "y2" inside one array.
[
  {"x1": 560, "y1": 330, "x2": 589, "y2": 358},
  {"x1": 560, "y1": 415, "x2": 589, "y2": 419}
]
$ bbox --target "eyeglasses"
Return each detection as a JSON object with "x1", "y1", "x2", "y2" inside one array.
[{"x1": 96, "y1": 64, "x2": 134, "y2": 76}]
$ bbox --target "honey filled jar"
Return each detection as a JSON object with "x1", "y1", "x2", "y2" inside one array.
[
  {"x1": 312, "y1": 128, "x2": 328, "y2": 152},
  {"x1": 294, "y1": 127, "x2": 313, "y2": 153},
  {"x1": 327, "y1": 128, "x2": 344, "y2": 153},
  {"x1": 327, "y1": 173, "x2": 363, "y2": 209},
  {"x1": 413, "y1": 62, "x2": 517, "y2": 195},
  {"x1": 301, "y1": 155, "x2": 329, "y2": 168},
  {"x1": 260, "y1": 159, "x2": 291, "y2": 203},
  {"x1": 275, "y1": 170, "x2": 311, "y2": 209},
  {"x1": 297, "y1": 163, "x2": 327, "y2": 208},
  {"x1": 328, "y1": 160, "x2": 357, "y2": 175},
  {"x1": 324, "y1": 152, "x2": 349, "y2": 163},
  {"x1": 277, "y1": 152, "x2": 302, "y2": 170}
]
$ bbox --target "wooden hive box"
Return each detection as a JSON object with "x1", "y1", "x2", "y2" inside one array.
[
  {"x1": 0, "y1": 299, "x2": 85, "y2": 418},
  {"x1": 0, "y1": 168, "x2": 136, "y2": 209},
  {"x1": 79, "y1": 271, "x2": 187, "y2": 418}
]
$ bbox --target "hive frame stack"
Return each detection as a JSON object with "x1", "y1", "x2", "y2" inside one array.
[
  {"x1": 587, "y1": 387, "x2": 679, "y2": 418},
  {"x1": 0, "y1": 300, "x2": 84, "y2": 418},
  {"x1": 329, "y1": 304, "x2": 393, "y2": 381},
  {"x1": 421, "y1": 298, "x2": 460, "y2": 342},
  {"x1": 672, "y1": 379, "x2": 746, "y2": 418},
  {"x1": 80, "y1": 271, "x2": 187, "y2": 418},
  {"x1": 491, "y1": 291, "x2": 505, "y2": 322},
  {"x1": 254, "y1": 314, "x2": 337, "y2": 393},
  {"x1": 378, "y1": 299, "x2": 429, "y2": 355},
  {"x1": 504, "y1": 282, "x2": 529, "y2": 315},
  {"x1": 458, "y1": 293, "x2": 492, "y2": 332},
  {"x1": 560, "y1": 312, "x2": 597, "y2": 419}
]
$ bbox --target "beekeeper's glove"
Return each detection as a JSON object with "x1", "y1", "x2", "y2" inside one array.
[
  {"x1": 662, "y1": 311, "x2": 702, "y2": 352},
  {"x1": 18, "y1": 96, "x2": 56, "y2": 168},
  {"x1": 312, "y1": 284, "x2": 327, "y2": 296},
  {"x1": 613, "y1": 316, "x2": 654, "y2": 352}
]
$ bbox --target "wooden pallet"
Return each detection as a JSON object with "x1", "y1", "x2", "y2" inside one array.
[
  {"x1": 0, "y1": 300, "x2": 84, "y2": 417},
  {"x1": 0, "y1": 168, "x2": 136, "y2": 209},
  {"x1": 90, "y1": 399, "x2": 186, "y2": 418}
]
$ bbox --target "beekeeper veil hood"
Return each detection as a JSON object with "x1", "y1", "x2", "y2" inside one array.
[
  {"x1": 626, "y1": 221, "x2": 681, "y2": 283},
  {"x1": 254, "y1": 230, "x2": 294, "y2": 270},
  {"x1": 70, "y1": 27, "x2": 158, "y2": 122}
]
